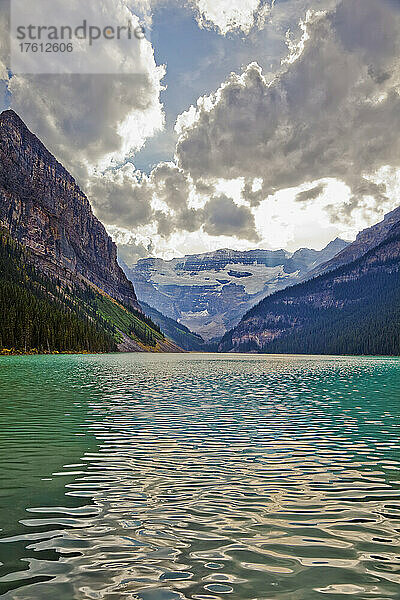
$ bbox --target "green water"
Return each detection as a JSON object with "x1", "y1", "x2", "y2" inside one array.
[{"x1": 0, "y1": 353, "x2": 399, "y2": 600}]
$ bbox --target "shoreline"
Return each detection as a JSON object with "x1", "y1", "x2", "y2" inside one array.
[{"x1": 0, "y1": 348, "x2": 101, "y2": 356}]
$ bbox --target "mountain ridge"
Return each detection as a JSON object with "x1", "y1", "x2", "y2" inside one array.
[
  {"x1": 307, "y1": 207, "x2": 400, "y2": 279},
  {"x1": 219, "y1": 209, "x2": 400, "y2": 356},
  {"x1": 0, "y1": 109, "x2": 183, "y2": 353},
  {"x1": 124, "y1": 239, "x2": 349, "y2": 340},
  {"x1": 0, "y1": 109, "x2": 140, "y2": 312}
]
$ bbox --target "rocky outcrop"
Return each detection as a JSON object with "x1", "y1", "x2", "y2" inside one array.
[
  {"x1": 117, "y1": 331, "x2": 184, "y2": 353},
  {"x1": 0, "y1": 109, "x2": 140, "y2": 310},
  {"x1": 308, "y1": 207, "x2": 400, "y2": 279}
]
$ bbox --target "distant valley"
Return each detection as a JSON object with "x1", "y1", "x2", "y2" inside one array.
[{"x1": 122, "y1": 239, "x2": 349, "y2": 341}]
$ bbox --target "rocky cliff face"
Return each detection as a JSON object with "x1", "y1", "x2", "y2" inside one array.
[{"x1": 0, "y1": 109, "x2": 140, "y2": 310}]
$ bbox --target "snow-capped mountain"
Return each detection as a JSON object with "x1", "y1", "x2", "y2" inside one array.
[{"x1": 123, "y1": 239, "x2": 349, "y2": 341}]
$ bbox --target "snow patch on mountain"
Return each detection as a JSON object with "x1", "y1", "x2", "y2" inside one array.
[{"x1": 122, "y1": 240, "x2": 349, "y2": 340}]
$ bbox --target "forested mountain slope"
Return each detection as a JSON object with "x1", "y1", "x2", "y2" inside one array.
[
  {"x1": 0, "y1": 110, "x2": 140, "y2": 310},
  {"x1": 219, "y1": 219, "x2": 400, "y2": 356},
  {"x1": 0, "y1": 110, "x2": 181, "y2": 353},
  {"x1": 307, "y1": 206, "x2": 400, "y2": 279},
  {"x1": 140, "y1": 302, "x2": 206, "y2": 351},
  {"x1": 0, "y1": 230, "x2": 182, "y2": 354}
]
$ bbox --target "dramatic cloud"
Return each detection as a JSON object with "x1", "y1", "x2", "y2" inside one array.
[
  {"x1": 191, "y1": 0, "x2": 273, "y2": 35},
  {"x1": 132, "y1": 0, "x2": 341, "y2": 38},
  {"x1": 90, "y1": 162, "x2": 260, "y2": 243},
  {"x1": 0, "y1": 1, "x2": 8, "y2": 75},
  {"x1": 150, "y1": 162, "x2": 191, "y2": 211},
  {"x1": 2, "y1": 0, "x2": 400, "y2": 258},
  {"x1": 88, "y1": 165, "x2": 153, "y2": 230},
  {"x1": 89, "y1": 162, "x2": 199, "y2": 236},
  {"x1": 325, "y1": 177, "x2": 389, "y2": 225},
  {"x1": 296, "y1": 183, "x2": 326, "y2": 203},
  {"x1": 8, "y1": 73, "x2": 164, "y2": 184},
  {"x1": 136, "y1": 0, "x2": 275, "y2": 35},
  {"x1": 117, "y1": 238, "x2": 154, "y2": 266},
  {"x1": 102, "y1": 0, "x2": 400, "y2": 253},
  {"x1": 0, "y1": 0, "x2": 165, "y2": 184},
  {"x1": 174, "y1": 0, "x2": 400, "y2": 222},
  {"x1": 203, "y1": 195, "x2": 259, "y2": 240}
]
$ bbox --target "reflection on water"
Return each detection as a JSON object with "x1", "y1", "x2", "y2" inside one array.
[{"x1": 0, "y1": 353, "x2": 399, "y2": 599}]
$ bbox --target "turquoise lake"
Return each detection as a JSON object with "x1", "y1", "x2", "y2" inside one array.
[{"x1": 0, "y1": 353, "x2": 399, "y2": 599}]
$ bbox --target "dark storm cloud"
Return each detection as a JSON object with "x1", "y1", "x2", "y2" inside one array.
[
  {"x1": 296, "y1": 183, "x2": 327, "y2": 203},
  {"x1": 203, "y1": 195, "x2": 259, "y2": 240}
]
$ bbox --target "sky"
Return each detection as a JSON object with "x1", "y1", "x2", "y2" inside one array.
[{"x1": 1, "y1": 0, "x2": 400, "y2": 263}]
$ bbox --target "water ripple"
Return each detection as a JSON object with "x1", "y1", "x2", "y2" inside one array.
[{"x1": 0, "y1": 353, "x2": 399, "y2": 599}]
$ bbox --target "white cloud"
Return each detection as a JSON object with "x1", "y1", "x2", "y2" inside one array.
[
  {"x1": 88, "y1": 164, "x2": 154, "y2": 229},
  {"x1": 203, "y1": 194, "x2": 259, "y2": 240},
  {"x1": 191, "y1": 0, "x2": 272, "y2": 36},
  {"x1": 0, "y1": 1, "x2": 8, "y2": 80},
  {"x1": 1, "y1": 0, "x2": 165, "y2": 185},
  {"x1": 90, "y1": 162, "x2": 260, "y2": 245},
  {"x1": 174, "y1": 0, "x2": 400, "y2": 227},
  {"x1": 101, "y1": 0, "x2": 400, "y2": 260},
  {"x1": 2, "y1": 0, "x2": 400, "y2": 261},
  {"x1": 135, "y1": 0, "x2": 274, "y2": 35}
]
